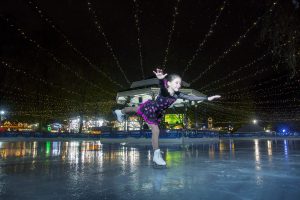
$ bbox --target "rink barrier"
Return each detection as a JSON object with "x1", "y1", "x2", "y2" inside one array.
[{"x1": 0, "y1": 130, "x2": 299, "y2": 139}]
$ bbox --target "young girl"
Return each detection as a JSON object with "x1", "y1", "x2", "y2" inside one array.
[{"x1": 114, "y1": 68, "x2": 220, "y2": 167}]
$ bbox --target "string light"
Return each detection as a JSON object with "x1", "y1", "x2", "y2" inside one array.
[
  {"x1": 132, "y1": 0, "x2": 144, "y2": 79},
  {"x1": 2, "y1": 93, "x2": 116, "y2": 117},
  {"x1": 221, "y1": 75, "x2": 289, "y2": 96},
  {"x1": 87, "y1": 0, "x2": 131, "y2": 85},
  {"x1": 26, "y1": 1, "x2": 120, "y2": 92},
  {"x1": 203, "y1": 66, "x2": 270, "y2": 93},
  {"x1": 206, "y1": 96, "x2": 297, "y2": 122},
  {"x1": 1, "y1": 59, "x2": 82, "y2": 97},
  {"x1": 210, "y1": 60, "x2": 298, "y2": 96},
  {"x1": 8, "y1": 103, "x2": 116, "y2": 118},
  {"x1": 1, "y1": 81, "x2": 117, "y2": 111},
  {"x1": 181, "y1": 0, "x2": 227, "y2": 77},
  {"x1": 2, "y1": 96, "x2": 115, "y2": 113},
  {"x1": 256, "y1": 81, "x2": 298, "y2": 95},
  {"x1": 200, "y1": 52, "x2": 269, "y2": 91},
  {"x1": 197, "y1": 102, "x2": 255, "y2": 120},
  {"x1": 202, "y1": 96, "x2": 297, "y2": 122},
  {"x1": 214, "y1": 98, "x2": 297, "y2": 105},
  {"x1": 222, "y1": 81, "x2": 298, "y2": 100},
  {"x1": 1, "y1": 16, "x2": 116, "y2": 97},
  {"x1": 202, "y1": 101, "x2": 299, "y2": 123},
  {"x1": 196, "y1": 99, "x2": 297, "y2": 124},
  {"x1": 1, "y1": 0, "x2": 297, "y2": 122},
  {"x1": 0, "y1": 83, "x2": 117, "y2": 107},
  {"x1": 206, "y1": 106, "x2": 252, "y2": 116},
  {"x1": 0, "y1": 95, "x2": 74, "y2": 113},
  {"x1": 212, "y1": 104, "x2": 299, "y2": 116},
  {"x1": 162, "y1": 0, "x2": 181, "y2": 69},
  {"x1": 190, "y1": 1, "x2": 278, "y2": 84},
  {"x1": 199, "y1": 36, "x2": 296, "y2": 91}
]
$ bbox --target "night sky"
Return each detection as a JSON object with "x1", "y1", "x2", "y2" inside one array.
[{"x1": 0, "y1": 0, "x2": 299, "y2": 129}]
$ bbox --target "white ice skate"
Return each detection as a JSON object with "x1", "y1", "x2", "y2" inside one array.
[
  {"x1": 113, "y1": 109, "x2": 125, "y2": 123},
  {"x1": 153, "y1": 149, "x2": 167, "y2": 169}
]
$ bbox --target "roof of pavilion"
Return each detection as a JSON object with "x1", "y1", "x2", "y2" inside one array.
[{"x1": 116, "y1": 78, "x2": 206, "y2": 107}]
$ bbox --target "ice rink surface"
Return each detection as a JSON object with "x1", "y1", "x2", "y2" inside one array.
[{"x1": 0, "y1": 138, "x2": 299, "y2": 200}]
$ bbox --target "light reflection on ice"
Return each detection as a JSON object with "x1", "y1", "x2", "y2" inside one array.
[
  {"x1": 254, "y1": 139, "x2": 261, "y2": 170},
  {"x1": 0, "y1": 139, "x2": 299, "y2": 199}
]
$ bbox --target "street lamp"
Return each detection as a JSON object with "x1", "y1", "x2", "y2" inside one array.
[{"x1": 253, "y1": 119, "x2": 257, "y2": 124}]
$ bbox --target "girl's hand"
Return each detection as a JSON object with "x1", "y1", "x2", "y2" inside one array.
[
  {"x1": 153, "y1": 68, "x2": 167, "y2": 79},
  {"x1": 208, "y1": 95, "x2": 221, "y2": 101}
]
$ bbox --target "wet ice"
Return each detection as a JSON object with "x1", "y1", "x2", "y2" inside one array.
[{"x1": 0, "y1": 139, "x2": 300, "y2": 200}]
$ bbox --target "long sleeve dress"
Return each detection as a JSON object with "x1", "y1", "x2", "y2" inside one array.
[{"x1": 136, "y1": 78, "x2": 207, "y2": 125}]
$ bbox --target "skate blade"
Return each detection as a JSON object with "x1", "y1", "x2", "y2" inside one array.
[{"x1": 153, "y1": 162, "x2": 167, "y2": 169}]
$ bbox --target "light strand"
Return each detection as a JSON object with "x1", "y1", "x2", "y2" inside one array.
[
  {"x1": 214, "y1": 98, "x2": 297, "y2": 105},
  {"x1": 0, "y1": 84, "x2": 117, "y2": 106},
  {"x1": 162, "y1": 0, "x2": 181, "y2": 69},
  {"x1": 1, "y1": 84, "x2": 79, "y2": 104},
  {"x1": 181, "y1": 0, "x2": 226, "y2": 77},
  {"x1": 1, "y1": 16, "x2": 115, "y2": 97},
  {"x1": 1, "y1": 95, "x2": 115, "y2": 113},
  {"x1": 218, "y1": 66, "x2": 299, "y2": 97},
  {"x1": 27, "y1": 0, "x2": 120, "y2": 92},
  {"x1": 203, "y1": 66, "x2": 270, "y2": 93},
  {"x1": 0, "y1": 96, "x2": 74, "y2": 113},
  {"x1": 8, "y1": 101, "x2": 114, "y2": 115},
  {"x1": 87, "y1": 0, "x2": 130, "y2": 85},
  {"x1": 1, "y1": 83, "x2": 116, "y2": 110},
  {"x1": 221, "y1": 75, "x2": 289, "y2": 96},
  {"x1": 132, "y1": 0, "x2": 145, "y2": 79},
  {"x1": 199, "y1": 36, "x2": 296, "y2": 91},
  {"x1": 222, "y1": 82, "x2": 298, "y2": 100},
  {"x1": 1, "y1": 59, "x2": 81, "y2": 97},
  {"x1": 190, "y1": 1, "x2": 278, "y2": 84},
  {"x1": 200, "y1": 52, "x2": 269, "y2": 91},
  {"x1": 201, "y1": 102, "x2": 299, "y2": 121},
  {"x1": 2, "y1": 94, "x2": 116, "y2": 117}
]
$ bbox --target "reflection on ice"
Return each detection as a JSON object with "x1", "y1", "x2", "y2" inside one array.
[
  {"x1": 254, "y1": 139, "x2": 261, "y2": 170},
  {"x1": 0, "y1": 139, "x2": 300, "y2": 200},
  {"x1": 284, "y1": 139, "x2": 289, "y2": 160},
  {"x1": 1, "y1": 139, "x2": 299, "y2": 165}
]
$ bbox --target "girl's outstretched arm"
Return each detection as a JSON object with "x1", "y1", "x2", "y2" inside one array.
[
  {"x1": 153, "y1": 68, "x2": 167, "y2": 79},
  {"x1": 177, "y1": 93, "x2": 221, "y2": 102},
  {"x1": 177, "y1": 92, "x2": 207, "y2": 101}
]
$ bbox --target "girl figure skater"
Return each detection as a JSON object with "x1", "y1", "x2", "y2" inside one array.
[{"x1": 114, "y1": 68, "x2": 221, "y2": 168}]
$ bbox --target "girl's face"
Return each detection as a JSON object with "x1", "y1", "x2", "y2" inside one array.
[{"x1": 168, "y1": 77, "x2": 182, "y2": 92}]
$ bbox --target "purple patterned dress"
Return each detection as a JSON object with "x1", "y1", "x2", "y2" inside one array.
[{"x1": 137, "y1": 79, "x2": 207, "y2": 125}]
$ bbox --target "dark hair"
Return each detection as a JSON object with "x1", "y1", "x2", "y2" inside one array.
[{"x1": 166, "y1": 73, "x2": 181, "y2": 82}]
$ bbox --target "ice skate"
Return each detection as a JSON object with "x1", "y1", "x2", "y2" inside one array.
[
  {"x1": 113, "y1": 109, "x2": 125, "y2": 123},
  {"x1": 153, "y1": 149, "x2": 167, "y2": 169}
]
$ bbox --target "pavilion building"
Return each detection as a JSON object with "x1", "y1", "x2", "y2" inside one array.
[{"x1": 115, "y1": 78, "x2": 207, "y2": 130}]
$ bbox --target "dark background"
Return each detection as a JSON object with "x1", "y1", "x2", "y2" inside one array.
[{"x1": 0, "y1": 0, "x2": 299, "y2": 130}]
